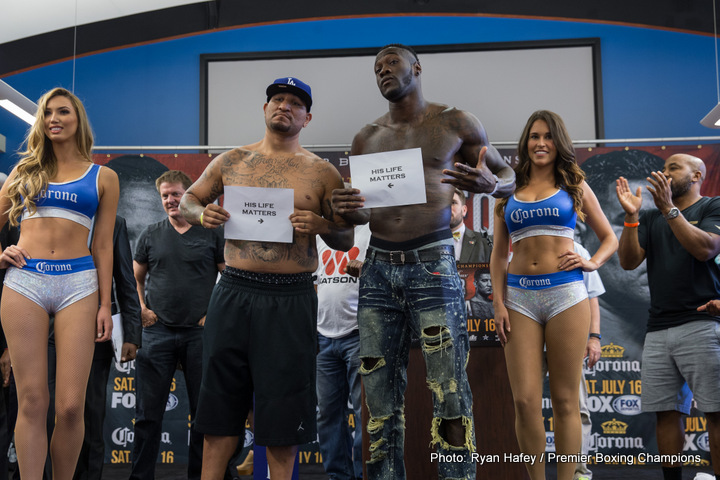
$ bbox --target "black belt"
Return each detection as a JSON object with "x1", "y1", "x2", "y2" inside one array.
[{"x1": 368, "y1": 245, "x2": 454, "y2": 265}]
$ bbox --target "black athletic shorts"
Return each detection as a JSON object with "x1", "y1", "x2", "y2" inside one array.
[{"x1": 194, "y1": 267, "x2": 318, "y2": 446}]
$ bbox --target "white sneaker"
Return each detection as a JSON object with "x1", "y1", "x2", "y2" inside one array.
[{"x1": 693, "y1": 473, "x2": 715, "y2": 480}]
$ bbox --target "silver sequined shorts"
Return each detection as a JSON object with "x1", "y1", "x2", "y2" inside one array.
[
  {"x1": 3, "y1": 256, "x2": 98, "y2": 314},
  {"x1": 505, "y1": 270, "x2": 587, "y2": 325}
]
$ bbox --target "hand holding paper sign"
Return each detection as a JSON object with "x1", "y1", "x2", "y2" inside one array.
[
  {"x1": 224, "y1": 186, "x2": 295, "y2": 242},
  {"x1": 348, "y1": 148, "x2": 427, "y2": 209},
  {"x1": 441, "y1": 146, "x2": 499, "y2": 194},
  {"x1": 290, "y1": 210, "x2": 334, "y2": 235},
  {"x1": 199, "y1": 202, "x2": 230, "y2": 229},
  {"x1": 330, "y1": 186, "x2": 366, "y2": 223},
  {"x1": 332, "y1": 186, "x2": 366, "y2": 210}
]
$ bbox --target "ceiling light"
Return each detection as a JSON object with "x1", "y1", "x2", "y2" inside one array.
[
  {"x1": 0, "y1": 80, "x2": 37, "y2": 125},
  {"x1": 701, "y1": 103, "x2": 720, "y2": 128},
  {"x1": 0, "y1": 100, "x2": 36, "y2": 125}
]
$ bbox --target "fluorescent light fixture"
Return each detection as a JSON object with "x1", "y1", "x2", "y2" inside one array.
[
  {"x1": 701, "y1": 103, "x2": 720, "y2": 128},
  {"x1": 0, "y1": 99, "x2": 36, "y2": 125},
  {"x1": 0, "y1": 80, "x2": 37, "y2": 125}
]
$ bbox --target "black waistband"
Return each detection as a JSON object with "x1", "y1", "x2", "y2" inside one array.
[
  {"x1": 366, "y1": 244, "x2": 454, "y2": 265},
  {"x1": 369, "y1": 229, "x2": 453, "y2": 251},
  {"x1": 222, "y1": 266, "x2": 313, "y2": 285}
]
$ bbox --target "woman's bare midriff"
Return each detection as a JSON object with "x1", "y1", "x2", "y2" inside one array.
[
  {"x1": 15, "y1": 218, "x2": 92, "y2": 259},
  {"x1": 507, "y1": 235, "x2": 575, "y2": 276}
]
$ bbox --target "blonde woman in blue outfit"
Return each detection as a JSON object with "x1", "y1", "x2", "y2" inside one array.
[
  {"x1": 490, "y1": 110, "x2": 617, "y2": 480},
  {"x1": 0, "y1": 88, "x2": 119, "y2": 480}
]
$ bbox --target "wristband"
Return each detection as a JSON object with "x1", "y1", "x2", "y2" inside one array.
[
  {"x1": 623, "y1": 221, "x2": 639, "y2": 228},
  {"x1": 588, "y1": 332, "x2": 602, "y2": 340},
  {"x1": 200, "y1": 212, "x2": 205, "y2": 227}
]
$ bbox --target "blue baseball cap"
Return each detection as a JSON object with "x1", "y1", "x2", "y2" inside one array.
[{"x1": 266, "y1": 77, "x2": 312, "y2": 111}]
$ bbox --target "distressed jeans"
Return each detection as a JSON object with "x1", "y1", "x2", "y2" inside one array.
[{"x1": 358, "y1": 248, "x2": 476, "y2": 480}]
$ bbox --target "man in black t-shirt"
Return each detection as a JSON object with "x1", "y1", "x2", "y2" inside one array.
[
  {"x1": 130, "y1": 170, "x2": 225, "y2": 480},
  {"x1": 617, "y1": 154, "x2": 720, "y2": 480}
]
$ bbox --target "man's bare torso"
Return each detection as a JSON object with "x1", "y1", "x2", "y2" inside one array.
[
  {"x1": 355, "y1": 104, "x2": 473, "y2": 241},
  {"x1": 219, "y1": 147, "x2": 328, "y2": 273}
]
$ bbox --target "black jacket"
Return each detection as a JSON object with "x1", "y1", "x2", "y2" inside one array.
[
  {"x1": 459, "y1": 228, "x2": 493, "y2": 264},
  {"x1": 0, "y1": 223, "x2": 20, "y2": 351},
  {"x1": 95, "y1": 215, "x2": 142, "y2": 359}
]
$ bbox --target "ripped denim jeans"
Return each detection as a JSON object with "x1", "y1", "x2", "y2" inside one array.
[{"x1": 358, "y1": 248, "x2": 476, "y2": 480}]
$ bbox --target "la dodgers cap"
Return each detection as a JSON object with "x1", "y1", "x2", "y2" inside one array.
[{"x1": 266, "y1": 77, "x2": 312, "y2": 111}]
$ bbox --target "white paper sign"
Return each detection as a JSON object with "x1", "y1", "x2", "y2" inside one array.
[
  {"x1": 349, "y1": 148, "x2": 427, "y2": 209},
  {"x1": 223, "y1": 186, "x2": 294, "y2": 243},
  {"x1": 111, "y1": 313, "x2": 124, "y2": 364}
]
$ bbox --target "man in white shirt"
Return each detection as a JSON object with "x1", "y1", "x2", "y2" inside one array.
[{"x1": 315, "y1": 224, "x2": 371, "y2": 480}]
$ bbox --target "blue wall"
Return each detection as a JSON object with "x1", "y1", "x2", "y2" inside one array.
[{"x1": 1, "y1": 15, "x2": 717, "y2": 172}]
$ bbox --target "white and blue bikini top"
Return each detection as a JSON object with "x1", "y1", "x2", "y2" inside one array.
[
  {"x1": 21, "y1": 163, "x2": 101, "y2": 230},
  {"x1": 504, "y1": 188, "x2": 577, "y2": 244}
]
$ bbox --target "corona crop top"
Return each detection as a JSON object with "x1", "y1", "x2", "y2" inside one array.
[
  {"x1": 21, "y1": 163, "x2": 101, "y2": 230},
  {"x1": 504, "y1": 188, "x2": 576, "y2": 244}
]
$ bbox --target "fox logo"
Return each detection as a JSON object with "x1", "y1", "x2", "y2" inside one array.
[{"x1": 322, "y1": 247, "x2": 360, "y2": 275}]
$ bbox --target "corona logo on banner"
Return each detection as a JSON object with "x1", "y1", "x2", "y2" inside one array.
[
  {"x1": 321, "y1": 247, "x2": 360, "y2": 276},
  {"x1": 591, "y1": 432, "x2": 645, "y2": 450},
  {"x1": 601, "y1": 343, "x2": 625, "y2": 358},
  {"x1": 601, "y1": 418, "x2": 628, "y2": 435},
  {"x1": 545, "y1": 432, "x2": 555, "y2": 452},
  {"x1": 114, "y1": 360, "x2": 135, "y2": 374},
  {"x1": 112, "y1": 427, "x2": 134, "y2": 447}
]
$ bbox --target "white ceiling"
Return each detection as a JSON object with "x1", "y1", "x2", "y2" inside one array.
[{"x1": 0, "y1": 0, "x2": 205, "y2": 45}]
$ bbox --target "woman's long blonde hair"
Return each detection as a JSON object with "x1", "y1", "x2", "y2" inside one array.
[
  {"x1": 6, "y1": 88, "x2": 94, "y2": 226},
  {"x1": 495, "y1": 110, "x2": 585, "y2": 221}
]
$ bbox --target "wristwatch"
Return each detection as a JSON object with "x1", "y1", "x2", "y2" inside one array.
[{"x1": 664, "y1": 207, "x2": 680, "y2": 220}]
